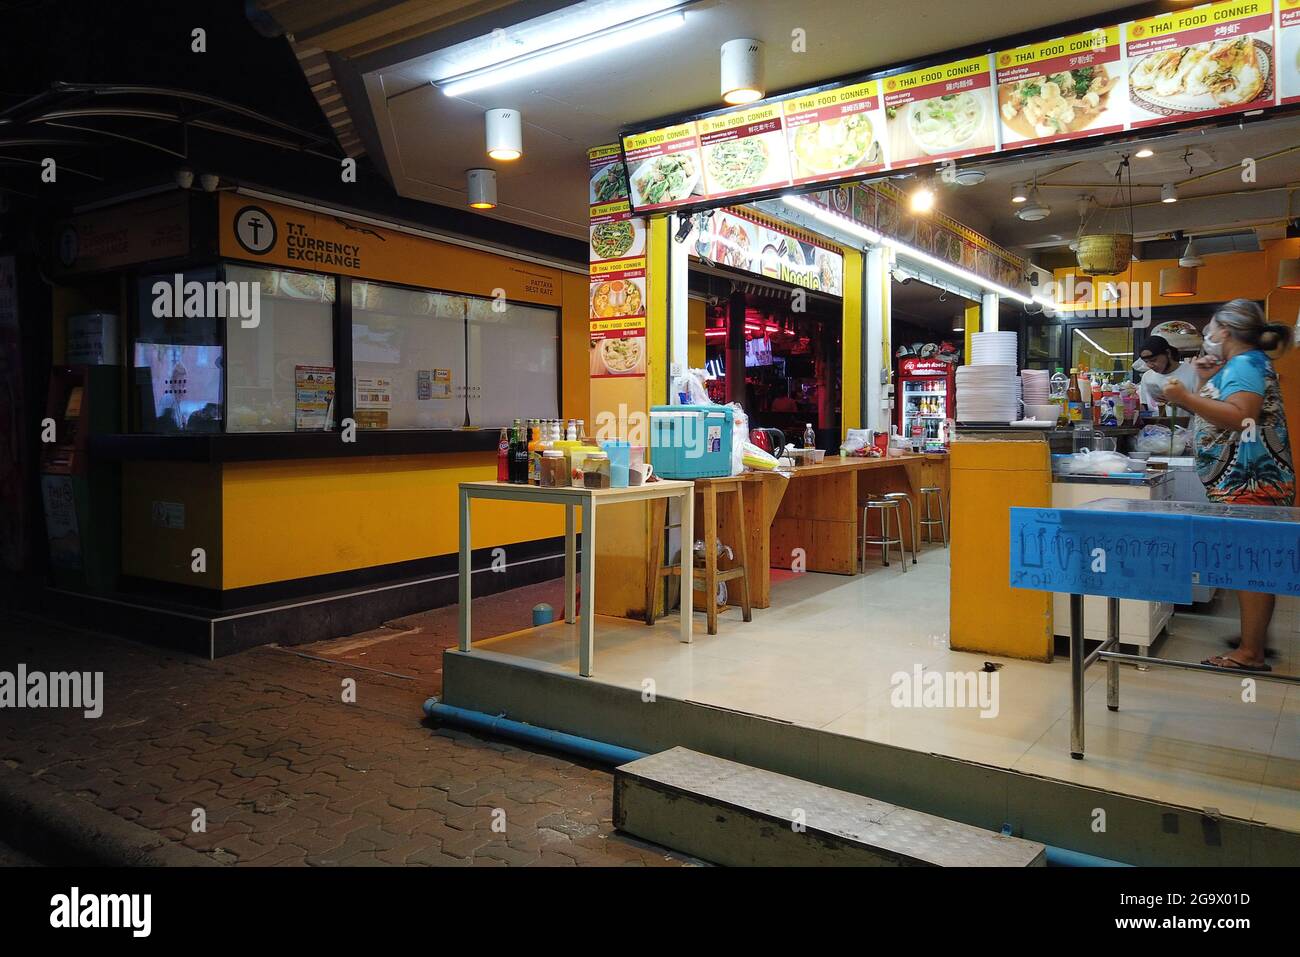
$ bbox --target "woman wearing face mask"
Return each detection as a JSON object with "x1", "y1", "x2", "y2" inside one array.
[
  {"x1": 1133, "y1": 334, "x2": 1199, "y2": 411},
  {"x1": 1162, "y1": 299, "x2": 1293, "y2": 672}
]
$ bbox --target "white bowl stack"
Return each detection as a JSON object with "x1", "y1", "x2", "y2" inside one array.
[
  {"x1": 1020, "y1": 369, "x2": 1050, "y2": 406},
  {"x1": 957, "y1": 331, "x2": 1019, "y2": 422}
]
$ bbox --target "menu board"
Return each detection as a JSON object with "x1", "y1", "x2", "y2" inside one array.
[
  {"x1": 782, "y1": 80, "x2": 887, "y2": 186},
  {"x1": 588, "y1": 144, "x2": 647, "y2": 379},
  {"x1": 1279, "y1": 0, "x2": 1300, "y2": 104},
  {"x1": 688, "y1": 208, "x2": 844, "y2": 295},
  {"x1": 1125, "y1": 0, "x2": 1275, "y2": 128},
  {"x1": 995, "y1": 26, "x2": 1127, "y2": 148},
  {"x1": 619, "y1": 2, "x2": 1293, "y2": 215},
  {"x1": 882, "y1": 56, "x2": 997, "y2": 167},
  {"x1": 622, "y1": 123, "x2": 704, "y2": 212},
  {"x1": 696, "y1": 103, "x2": 793, "y2": 199}
]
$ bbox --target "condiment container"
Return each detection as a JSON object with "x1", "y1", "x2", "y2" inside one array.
[
  {"x1": 540, "y1": 449, "x2": 568, "y2": 488},
  {"x1": 583, "y1": 452, "x2": 611, "y2": 489}
]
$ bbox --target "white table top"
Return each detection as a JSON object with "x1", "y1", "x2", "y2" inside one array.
[{"x1": 460, "y1": 479, "x2": 695, "y2": 501}]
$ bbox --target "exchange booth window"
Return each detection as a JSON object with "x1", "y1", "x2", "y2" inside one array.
[
  {"x1": 133, "y1": 269, "x2": 224, "y2": 433},
  {"x1": 225, "y1": 266, "x2": 336, "y2": 432},
  {"x1": 351, "y1": 282, "x2": 557, "y2": 430}
]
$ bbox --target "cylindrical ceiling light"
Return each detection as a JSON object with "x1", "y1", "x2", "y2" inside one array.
[
  {"x1": 1159, "y1": 265, "x2": 1197, "y2": 297},
  {"x1": 721, "y1": 38, "x2": 765, "y2": 105},
  {"x1": 485, "y1": 108, "x2": 522, "y2": 161},
  {"x1": 1277, "y1": 258, "x2": 1300, "y2": 290},
  {"x1": 1161, "y1": 182, "x2": 1178, "y2": 203},
  {"x1": 466, "y1": 168, "x2": 497, "y2": 209},
  {"x1": 1010, "y1": 182, "x2": 1028, "y2": 204}
]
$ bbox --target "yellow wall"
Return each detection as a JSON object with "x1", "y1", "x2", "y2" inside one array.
[
  {"x1": 122, "y1": 462, "x2": 223, "y2": 588},
  {"x1": 220, "y1": 454, "x2": 566, "y2": 589},
  {"x1": 561, "y1": 270, "x2": 591, "y2": 424},
  {"x1": 841, "y1": 248, "x2": 863, "y2": 435},
  {"x1": 688, "y1": 297, "x2": 706, "y2": 369}
]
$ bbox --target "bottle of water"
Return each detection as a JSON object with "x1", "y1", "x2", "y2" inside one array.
[{"x1": 803, "y1": 423, "x2": 816, "y2": 449}]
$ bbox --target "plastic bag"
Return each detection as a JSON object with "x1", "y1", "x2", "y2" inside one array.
[
  {"x1": 1133, "y1": 424, "x2": 1191, "y2": 455},
  {"x1": 671, "y1": 367, "x2": 713, "y2": 406},
  {"x1": 742, "y1": 441, "x2": 779, "y2": 471},
  {"x1": 1055, "y1": 449, "x2": 1146, "y2": 475},
  {"x1": 728, "y1": 402, "x2": 748, "y2": 476},
  {"x1": 840, "y1": 428, "x2": 873, "y2": 455}
]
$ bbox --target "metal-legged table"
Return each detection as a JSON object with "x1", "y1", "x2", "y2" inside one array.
[{"x1": 458, "y1": 479, "x2": 695, "y2": 677}]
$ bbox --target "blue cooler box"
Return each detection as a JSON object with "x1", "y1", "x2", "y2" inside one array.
[{"x1": 649, "y1": 405, "x2": 733, "y2": 479}]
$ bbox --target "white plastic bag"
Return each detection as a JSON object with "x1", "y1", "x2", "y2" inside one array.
[
  {"x1": 728, "y1": 402, "x2": 748, "y2": 475},
  {"x1": 840, "y1": 428, "x2": 873, "y2": 455},
  {"x1": 671, "y1": 367, "x2": 713, "y2": 406},
  {"x1": 1133, "y1": 424, "x2": 1191, "y2": 455},
  {"x1": 1056, "y1": 449, "x2": 1145, "y2": 475}
]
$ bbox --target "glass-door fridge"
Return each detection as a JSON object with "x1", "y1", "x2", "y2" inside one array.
[{"x1": 897, "y1": 357, "x2": 955, "y2": 448}]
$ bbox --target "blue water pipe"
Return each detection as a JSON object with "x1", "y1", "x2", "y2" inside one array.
[{"x1": 423, "y1": 697, "x2": 1130, "y2": 867}]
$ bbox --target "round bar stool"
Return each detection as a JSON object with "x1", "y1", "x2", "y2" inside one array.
[
  {"x1": 861, "y1": 498, "x2": 907, "y2": 572},
  {"x1": 881, "y1": 491, "x2": 918, "y2": 565},
  {"x1": 918, "y1": 486, "x2": 947, "y2": 547}
]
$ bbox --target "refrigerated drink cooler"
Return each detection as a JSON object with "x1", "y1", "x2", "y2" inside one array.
[{"x1": 897, "y1": 357, "x2": 955, "y2": 449}]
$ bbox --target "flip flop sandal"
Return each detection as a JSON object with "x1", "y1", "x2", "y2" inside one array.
[{"x1": 1202, "y1": 655, "x2": 1272, "y2": 673}]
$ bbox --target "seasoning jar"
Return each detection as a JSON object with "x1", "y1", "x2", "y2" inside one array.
[
  {"x1": 540, "y1": 449, "x2": 568, "y2": 488},
  {"x1": 583, "y1": 452, "x2": 611, "y2": 489}
]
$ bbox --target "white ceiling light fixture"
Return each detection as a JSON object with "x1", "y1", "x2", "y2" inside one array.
[
  {"x1": 439, "y1": 8, "x2": 687, "y2": 97},
  {"x1": 721, "y1": 38, "x2": 765, "y2": 105},
  {"x1": 1010, "y1": 182, "x2": 1028, "y2": 204},
  {"x1": 1161, "y1": 182, "x2": 1178, "y2": 203},
  {"x1": 485, "y1": 108, "x2": 523, "y2": 161},
  {"x1": 1135, "y1": 146, "x2": 1154, "y2": 159},
  {"x1": 1017, "y1": 186, "x2": 1051, "y2": 222},
  {"x1": 466, "y1": 168, "x2": 497, "y2": 209},
  {"x1": 952, "y1": 168, "x2": 986, "y2": 186}
]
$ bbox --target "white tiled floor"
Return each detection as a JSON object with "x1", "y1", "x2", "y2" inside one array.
[{"x1": 474, "y1": 549, "x2": 1300, "y2": 832}]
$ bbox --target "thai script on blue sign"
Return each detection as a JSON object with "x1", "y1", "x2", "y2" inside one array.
[
  {"x1": 1009, "y1": 507, "x2": 1193, "y2": 603},
  {"x1": 1190, "y1": 517, "x2": 1300, "y2": 595}
]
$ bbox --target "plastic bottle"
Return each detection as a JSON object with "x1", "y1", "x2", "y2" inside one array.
[
  {"x1": 566, "y1": 419, "x2": 577, "y2": 442},
  {"x1": 497, "y1": 427, "x2": 510, "y2": 482},
  {"x1": 803, "y1": 423, "x2": 816, "y2": 449},
  {"x1": 527, "y1": 422, "x2": 544, "y2": 484}
]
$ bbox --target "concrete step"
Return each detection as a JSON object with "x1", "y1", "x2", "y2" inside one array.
[{"x1": 614, "y1": 747, "x2": 1046, "y2": 867}]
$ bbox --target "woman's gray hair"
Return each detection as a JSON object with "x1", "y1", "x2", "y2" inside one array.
[{"x1": 1212, "y1": 298, "x2": 1292, "y2": 358}]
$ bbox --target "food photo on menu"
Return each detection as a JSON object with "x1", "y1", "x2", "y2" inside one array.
[
  {"x1": 589, "y1": 330, "x2": 646, "y2": 377},
  {"x1": 1275, "y1": 0, "x2": 1300, "y2": 104},
  {"x1": 996, "y1": 27, "x2": 1127, "y2": 146},
  {"x1": 589, "y1": 218, "x2": 644, "y2": 261},
  {"x1": 783, "y1": 82, "x2": 888, "y2": 185},
  {"x1": 883, "y1": 57, "x2": 998, "y2": 166},
  {"x1": 698, "y1": 107, "x2": 793, "y2": 198},
  {"x1": 1126, "y1": 0, "x2": 1276, "y2": 126},
  {"x1": 622, "y1": 123, "x2": 705, "y2": 211}
]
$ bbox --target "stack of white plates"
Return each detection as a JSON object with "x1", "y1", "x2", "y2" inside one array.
[
  {"x1": 956, "y1": 364, "x2": 1018, "y2": 422},
  {"x1": 970, "y1": 331, "x2": 1018, "y2": 366},
  {"x1": 1020, "y1": 368, "x2": 1050, "y2": 405}
]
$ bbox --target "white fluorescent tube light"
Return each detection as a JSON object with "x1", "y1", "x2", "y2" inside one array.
[
  {"x1": 440, "y1": 11, "x2": 686, "y2": 97},
  {"x1": 783, "y1": 193, "x2": 1038, "y2": 304},
  {"x1": 882, "y1": 237, "x2": 1033, "y2": 305},
  {"x1": 782, "y1": 195, "x2": 882, "y2": 245}
]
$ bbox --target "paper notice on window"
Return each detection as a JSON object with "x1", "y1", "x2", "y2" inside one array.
[
  {"x1": 354, "y1": 375, "x2": 392, "y2": 429},
  {"x1": 418, "y1": 369, "x2": 452, "y2": 399},
  {"x1": 295, "y1": 364, "x2": 335, "y2": 431}
]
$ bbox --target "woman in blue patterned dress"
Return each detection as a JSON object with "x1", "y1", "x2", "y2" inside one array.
[{"x1": 1162, "y1": 299, "x2": 1293, "y2": 672}]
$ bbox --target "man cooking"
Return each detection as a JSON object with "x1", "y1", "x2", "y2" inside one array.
[{"x1": 1134, "y1": 334, "x2": 1200, "y2": 411}]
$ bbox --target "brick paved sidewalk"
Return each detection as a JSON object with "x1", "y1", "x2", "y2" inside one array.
[{"x1": 0, "y1": 582, "x2": 689, "y2": 867}]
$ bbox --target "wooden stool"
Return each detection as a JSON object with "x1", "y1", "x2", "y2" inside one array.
[{"x1": 647, "y1": 477, "x2": 752, "y2": 635}]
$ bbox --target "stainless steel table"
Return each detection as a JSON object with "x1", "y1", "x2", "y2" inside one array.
[
  {"x1": 458, "y1": 479, "x2": 696, "y2": 677},
  {"x1": 1011, "y1": 497, "x2": 1300, "y2": 759}
]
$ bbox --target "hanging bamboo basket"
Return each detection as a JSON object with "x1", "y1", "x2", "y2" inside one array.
[{"x1": 1075, "y1": 233, "x2": 1134, "y2": 275}]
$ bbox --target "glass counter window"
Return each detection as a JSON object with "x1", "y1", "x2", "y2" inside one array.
[
  {"x1": 224, "y1": 265, "x2": 336, "y2": 433},
  {"x1": 133, "y1": 268, "x2": 223, "y2": 434}
]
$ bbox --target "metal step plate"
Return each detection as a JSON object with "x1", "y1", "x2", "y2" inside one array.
[{"x1": 615, "y1": 747, "x2": 1045, "y2": 867}]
